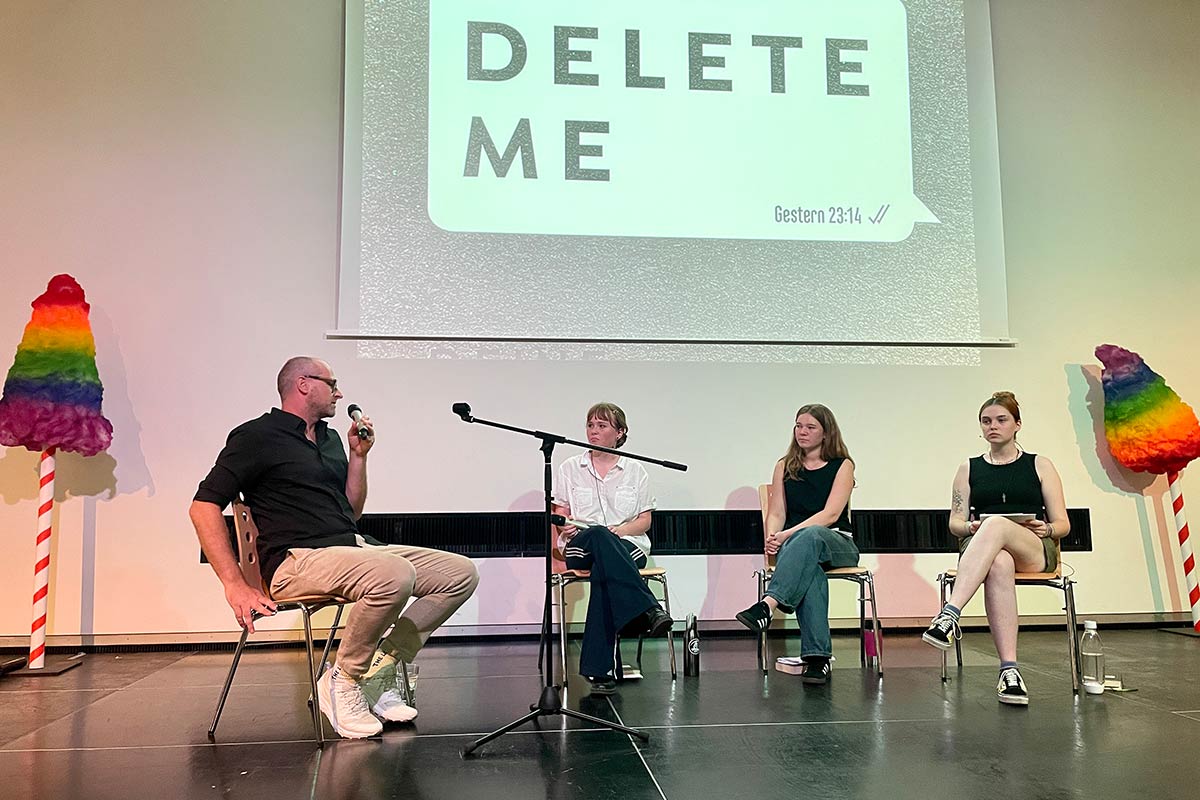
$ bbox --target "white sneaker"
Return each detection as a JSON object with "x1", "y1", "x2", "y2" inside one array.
[
  {"x1": 317, "y1": 666, "x2": 383, "y2": 738},
  {"x1": 361, "y1": 663, "x2": 419, "y2": 723}
]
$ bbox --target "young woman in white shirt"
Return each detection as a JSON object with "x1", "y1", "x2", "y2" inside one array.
[{"x1": 553, "y1": 402, "x2": 672, "y2": 695}]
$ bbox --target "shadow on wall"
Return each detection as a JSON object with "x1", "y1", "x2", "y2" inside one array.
[
  {"x1": 508, "y1": 489, "x2": 543, "y2": 512},
  {"x1": 92, "y1": 308, "x2": 153, "y2": 499},
  {"x1": 0, "y1": 448, "x2": 116, "y2": 505},
  {"x1": 472, "y1": 558, "x2": 536, "y2": 627},
  {"x1": 697, "y1": 486, "x2": 763, "y2": 618},
  {"x1": 872, "y1": 553, "x2": 938, "y2": 619},
  {"x1": 78, "y1": 308, "x2": 156, "y2": 640},
  {"x1": 725, "y1": 485, "x2": 760, "y2": 511},
  {"x1": 457, "y1": 492, "x2": 544, "y2": 626},
  {"x1": 1066, "y1": 363, "x2": 1175, "y2": 612}
]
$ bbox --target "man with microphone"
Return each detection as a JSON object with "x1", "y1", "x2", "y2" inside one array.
[{"x1": 189, "y1": 356, "x2": 479, "y2": 738}]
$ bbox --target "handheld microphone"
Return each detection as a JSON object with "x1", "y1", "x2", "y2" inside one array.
[
  {"x1": 452, "y1": 402, "x2": 473, "y2": 422},
  {"x1": 346, "y1": 404, "x2": 372, "y2": 440}
]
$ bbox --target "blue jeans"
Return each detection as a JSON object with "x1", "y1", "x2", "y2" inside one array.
[{"x1": 764, "y1": 526, "x2": 860, "y2": 658}]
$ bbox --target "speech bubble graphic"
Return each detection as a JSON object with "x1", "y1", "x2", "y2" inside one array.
[{"x1": 428, "y1": 0, "x2": 938, "y2": 243}]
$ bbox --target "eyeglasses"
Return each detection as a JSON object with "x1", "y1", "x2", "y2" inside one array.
[{"x1": 304, "y1": 375, "x2": 339, "y2": 391}]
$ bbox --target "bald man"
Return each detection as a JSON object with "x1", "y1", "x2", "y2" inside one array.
[{"x1": 190, "y1": 356, "x2": 478, "y2": 738}]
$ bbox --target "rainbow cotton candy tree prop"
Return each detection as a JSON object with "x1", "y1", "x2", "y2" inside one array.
[
  {"x1": 1096, "y1": 344, "x2": 1200, "y2": 632},
  {"x1": 0, "y1": 275, "x2": 112, "y2": 670}
]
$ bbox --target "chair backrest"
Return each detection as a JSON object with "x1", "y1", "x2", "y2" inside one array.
[
  {"x1": 758, "y1": 484, "x2": 776, "y2": 571},
  {"x1": 230, "y1": 500, "x2": 266, "y2": 593}
]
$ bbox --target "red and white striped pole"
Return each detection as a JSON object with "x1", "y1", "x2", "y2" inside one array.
[
  {"x1": 1167, "y1": 470, "x2": 1200, "y2": 633},
  {"x1": 29, "y1": 447, "x2": 56, "y2": 669}
]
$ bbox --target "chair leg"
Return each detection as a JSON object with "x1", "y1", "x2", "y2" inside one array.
[
  {"x1": 316, "y1": 605, "x2": 344, "y2": 680},
  {"x1": 857, "y1": 578, "x2": 867, "y2": 667},
  {"x1": 208, "y1": 625, "x2": 251, "y2": 739},
  {"x1": 866, "y1": 573, "x2": 884, "y2": 676},
  {"x1": 658, "y1": 576, "x2": 677, "y2": 680},
  {"x1": 301, "y1": 608, "x2": 325, "y2": 747},
  {"x1": 1063, "y1": 578, "x2": 1081, "y2": 693},
  {"x1": 556, "y1": 578, "x2": 569, "y2": 687},
  {"x1": 939, "y1": 573, "x2": 951, "y2": 682},
  {"x1": 756, "y1": 570, "x2": 768, "y2": 675}
]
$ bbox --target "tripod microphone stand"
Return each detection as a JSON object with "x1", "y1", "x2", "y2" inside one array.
[{"x1": 450, "y1": 402, "x2": 686, "y2": 757}]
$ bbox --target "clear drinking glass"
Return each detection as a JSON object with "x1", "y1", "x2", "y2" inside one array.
[{"x1": 403, "y1": 663, "x2": 419, "y2": 703}]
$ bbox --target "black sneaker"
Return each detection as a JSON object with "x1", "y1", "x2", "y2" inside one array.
[
  {"x1": 736, "y1": 601, "x2": 773, "y2": 633},
  {"x1": 619, "y1": 607, "x2": 673, "y2": 638},
  {"x1": 801, "y1": 656, "x2": 832, "y2": 685},
  {"x1": 586, "y1": 676, "x2": 617, "y2": 696},
  {"x1": 645, "y1": 607, "x2": 673, "y2": 637},
  {"x1": 922, "y1": 609, "x2": 960, "y2": 650},
  {"x1": 996, "y1": 667, "x2": 1029, "y2": 706}
]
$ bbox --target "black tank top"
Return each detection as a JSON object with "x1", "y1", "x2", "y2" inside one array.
[
  {"x1": 783, "y1": 457, "x2": 852, "y2": 533},
  {"x1": 968, "y1": 452, "x2": 1043, "y2": 517}
]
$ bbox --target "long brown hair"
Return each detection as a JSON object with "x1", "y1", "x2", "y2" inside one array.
[{"x1": 781, "y1": 404, "x2": 852, "y2": 480}]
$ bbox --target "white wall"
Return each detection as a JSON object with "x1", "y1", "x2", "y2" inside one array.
[{"x1": 1, "y1": 1, "x2": 1197, "y2": 640}]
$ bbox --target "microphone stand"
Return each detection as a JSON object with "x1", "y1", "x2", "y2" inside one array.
[{"x1": 451, "y1": 403, "x2": 687, "y2": 757}]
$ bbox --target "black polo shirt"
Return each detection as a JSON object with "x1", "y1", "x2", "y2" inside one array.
[{"x1": 194, "y1": 408, "x2": 381, "y2": 584}]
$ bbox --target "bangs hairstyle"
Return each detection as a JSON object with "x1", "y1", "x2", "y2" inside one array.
[
  {"x1": 781, "y1": 403, "x2": 852, "y2": 480},
  {"x1": 587, "y1": 402, "x2": 628, "y2": 448},
  {"x1": 979, "y1": 391, "x2": 1021, "y2": 423}
]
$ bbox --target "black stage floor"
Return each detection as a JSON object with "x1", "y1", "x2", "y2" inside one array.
[{"x1": 1, "y1": 629, "x2": 1197, "y2": 799}]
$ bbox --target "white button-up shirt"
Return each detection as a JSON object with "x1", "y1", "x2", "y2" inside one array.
[{"x1": 553, "y1": 452, "x2": 656, "y2": 557}]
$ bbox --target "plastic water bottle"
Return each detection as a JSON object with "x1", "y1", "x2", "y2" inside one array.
[
  {"x1": 683, "y1": 614, "x2": 700, "y2": 676},
  {"x1": 1080, "y1": 620, "x2": 1105, "y2": 694}
]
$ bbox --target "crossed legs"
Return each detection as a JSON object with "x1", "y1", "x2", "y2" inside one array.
[
  {"x1": 948, "y1": 517, "x2": 1047, "y2": 662},
  {"x1": 270, "y1": 543, "x2": 479, "y2": 678}
]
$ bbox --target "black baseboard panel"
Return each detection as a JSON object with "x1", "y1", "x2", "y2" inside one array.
[{"x1": 209, "y1": 508, "x2": 1091, "y2": 561}]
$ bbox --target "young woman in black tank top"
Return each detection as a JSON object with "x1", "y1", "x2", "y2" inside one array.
[
  {"x1": 734, "y1": 404, "x2": 859, "y2": 685},
  {"x1": 922, "y1": 392, "x2": 1071, "y2": 706}
]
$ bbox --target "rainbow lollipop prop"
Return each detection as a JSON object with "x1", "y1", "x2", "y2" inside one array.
[
  {"x1": 1096, "y1": 344, "x2": 1200, "y2": 632},
  {"x1": 0, "y1": 275, "x2": 112, "y2": 668}
]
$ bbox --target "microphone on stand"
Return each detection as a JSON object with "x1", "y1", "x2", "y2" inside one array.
[
  {"x1": 452, "y1": 402, "x2": 473, "y2": 422},
  {"x1": 346, "y1": 404, "x2": 372, "y2": 440}
]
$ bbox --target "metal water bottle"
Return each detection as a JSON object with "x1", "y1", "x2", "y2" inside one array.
[{"x1": 683, "y1": 614, "x2": 700, "y2": 675}]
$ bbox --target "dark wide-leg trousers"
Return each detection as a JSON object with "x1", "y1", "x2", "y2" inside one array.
[{"x1": 563, "y1": 526, "x2": 655, "y2": 679}]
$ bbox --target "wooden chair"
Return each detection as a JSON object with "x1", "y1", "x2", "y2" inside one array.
[
  {"x1": 552, "y1": 566, "x2": 678, "y2": 687},
  {"x1": 936, "y1": 556, "x2": 1081, "y2": 691},
  {"x1": 754, "y1": 484, "x2": 883, "y2": 676},
  {"x1": 207, "y1": 501, "x2": 352, "y2": 747}
]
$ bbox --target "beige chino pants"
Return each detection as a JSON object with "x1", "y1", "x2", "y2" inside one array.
[{"x1": 270, "y1": 543, "x2": 479, "y2": 678}]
